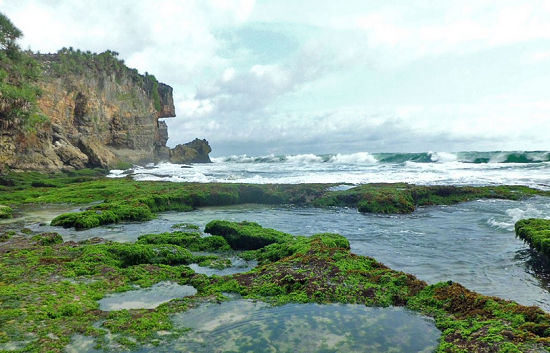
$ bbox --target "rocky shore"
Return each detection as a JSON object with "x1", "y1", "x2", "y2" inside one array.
[{"x1": 1, "y1": 172, "x2": 550, "y2": 352}]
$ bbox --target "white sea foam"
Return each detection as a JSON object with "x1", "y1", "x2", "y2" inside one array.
[
  {"x1": 285, "y1": 154, "x2": 324, "y2": 163},
  {"x1": 487, "y1": 201, "x2": 550, "y2": 231},
  {"x1": 328, "y1": 152, "x2": 378, "y2": 164},
  {"x1": 428, "y1": 151, "x2": 458, "y2": 163},
  {"x1": 106, "y1": 151, "x2": 550, "y2": 190}
]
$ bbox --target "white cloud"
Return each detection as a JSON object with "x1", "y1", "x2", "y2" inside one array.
[
  {"x1": 526, "y1": 50, "x2": 550, "y2": 62},
  {"x1": 2, "y1": 0, "x2": 549, "y2": 155},
  {"x1": 0, "y1": 0, "x2": 255, "y2": 84},
  {"x1": 351, "y1": 2, "x2": 550, "y2": 65}
]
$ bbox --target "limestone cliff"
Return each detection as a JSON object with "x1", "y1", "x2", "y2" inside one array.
[{"x1": 0, "y1": 49, "x2": 210, "y2": 173}]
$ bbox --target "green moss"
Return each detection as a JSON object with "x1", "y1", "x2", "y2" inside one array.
[
  {"x1": 242, "y1": 232, "x2": 350, "y2": 265},
  {"x1": 136, "y1": 231, "x2": 231, "y2": 252},
  {"x1": 114, "y1": 161, "x2": 133, "y2": 170},
  {"x1": 358, "y1": 187, "x2": 415, "y2": 213},
  {"x1": 314, "y1": 183, "x2": 547, "y2": 214},
  {"x1": 515, "y1": 218, "x2": 550, "y2": 257},
  {"x1": 76, "y1": 243, "x2": 194, "y2": 268},
  {"x1": 31, "y1": 232, "x2": 63, "y2": 246},
  {"x1": 51, "y1": 209, "x2": 119, "y2": 229},
  {"x1": 0, "y1": 232, "x2": 12, "y2": 242},
  {"x1": 3, "y1": 175, "x2": 544, "y2": 230},
  {"x1": 204, "y1": 220, "x2": 294, "y2": 250},
  {"x1": 2, "y1": 220, "x2": 550, "y2": 352},
  {"x1": 0, "y1": 233, "x2": 199, "y2": 352},
  {"x1": 0, "y1": 205, "x2": 13, "y2": 219}
]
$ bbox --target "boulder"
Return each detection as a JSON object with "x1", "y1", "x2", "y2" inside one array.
[
  {"x1": 54, "y1": 140, "x2": 89, "y2": 170},
  {"x1": 169, "y1": 139, "x2": 212, "y2": 164},
  {"x1": 77, "y1": 137, "x2": 118, "y2": 169}
]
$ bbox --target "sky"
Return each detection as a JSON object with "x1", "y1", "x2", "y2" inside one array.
[{"x1": 1, "y1": 0, "x2": 549, "y2": 157}]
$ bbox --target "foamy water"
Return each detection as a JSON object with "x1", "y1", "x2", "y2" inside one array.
[{"x1": 108, "y1": 150, "x2": 550, "y2": 190}]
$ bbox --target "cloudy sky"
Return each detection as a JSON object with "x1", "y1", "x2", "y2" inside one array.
[{"x1": 2, "y1": 0, "x2": 549, "y2": 156}]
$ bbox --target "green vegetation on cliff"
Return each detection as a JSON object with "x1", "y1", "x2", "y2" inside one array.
[
  {"x1": 0, "y1": 12, "x2": 46, "y2": 130},
  {"x1": 515, "y1": 218, "x2": 550, "y2": 257},
  {"x1": 36, "y1": 47, "x2": 164, "y2": 113},
  {"x1": 43, "y1": 47, "x2": 130, "y2": 79}
]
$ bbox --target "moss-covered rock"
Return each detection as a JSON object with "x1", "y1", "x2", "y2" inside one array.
[
  {"x1": 0, "y1": 205, "x2": 13, "y2": 219},
  {"x1": 136, "y1": 231, "x2": 231, "y2": 252},
  {"x1": 204, "y1": 220, "x2": 294, "y2": 250},
  {"x1": 242, "y1": 232, "x2": 350, "y2": 265},
  {"x1": 2, "y1": 173, "x2": 547, "y2": 229},
  {"x1": 51, "y1": 209, "x2": 120, "y2": 229},
  {"x1": 77, "y1": 243, "x2": 194, "y2": 268},
  {"x1": 32, "y1": 232, "x2": 63, "y2": 246},
  {"x1": 408, "y1": 281, "x2": 550, "y2": 352},
  {"x1": 515, "y1": 218, "x2": 550, "y2": 257},
  {"x1": 2, "y1": 221, "x2": 550, "y2": 352},
  {"x1": 315, "y1": 183, "x2": 543, "y2": 214}
]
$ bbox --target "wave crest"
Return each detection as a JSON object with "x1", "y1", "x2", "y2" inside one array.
[{"x1": 328, "y1": 152, "x2": 378, "y2": 164}]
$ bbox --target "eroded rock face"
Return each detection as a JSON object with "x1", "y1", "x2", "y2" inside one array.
[
  {"x1": 169, "y1": 139, "x2": 212, "y2": 164},
  {"x1": 0, "y1": 53, "x2": 177, "y2": 172}
]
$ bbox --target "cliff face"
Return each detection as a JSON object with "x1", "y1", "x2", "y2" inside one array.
[{"x1": 0, "y1": 51, "x2": 181, "y2": 172}]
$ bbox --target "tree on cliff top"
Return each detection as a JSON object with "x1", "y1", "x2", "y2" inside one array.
[
  {"x1": 0, "y1": 12, "x2": 45, "y2": 129},
  {"x1": 0, "y1": 12, "x2": 22, "y2": 54}
]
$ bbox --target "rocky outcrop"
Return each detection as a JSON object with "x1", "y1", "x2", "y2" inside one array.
[
  {"x1": 0, "y1": 50, "x2": 212, "y2": 173},
  {"x1": 169, "y1": 139, "x2": 212, "y2": 164},
  {"x1": 0, "y1": 50, "x2": 175, "y2": 172}
]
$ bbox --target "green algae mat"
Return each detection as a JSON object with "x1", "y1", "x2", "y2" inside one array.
[
  {"x1": 1, "y1": 170, "x2": 547, "y2": 229},
  {"x1": 2, "y1": 171, "x2": 550, "y2": 352},
  {"x1": 1, "y1": 220, "x2": 550, "y2": 352},
  {"x1": 516, "y1": 219, "x2": 550, "y2": 258}
]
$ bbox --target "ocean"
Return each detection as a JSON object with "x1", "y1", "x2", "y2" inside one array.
[{"x1": 108, "y1": 150, "x2": 550, "y2": 189}]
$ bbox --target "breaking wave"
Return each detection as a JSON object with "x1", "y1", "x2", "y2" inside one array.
[
  {"x1": 110, "y1": 150, "x2": 550, "y2": 189},
  {"x1": 215, "y1": 151, "x2": 550, "y2": 164}
]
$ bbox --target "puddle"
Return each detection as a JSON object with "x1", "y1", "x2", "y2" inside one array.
[
  {"x1": 64, "y1": 335, "x2": 102, "y2": 353},
  {"x1": 98, "y1": 282, "x2": 197, "y2": 311},
  {"x1": 163, "y1": 301, "x2": 440, "y2": 352},
  {"x1": 68, "y1": 300, "x2": 440, "y2": 352},
  {"x1": 189, "y1": 256, "x2": 257, "y2": 276},
  {"x1": 0, "y1": 204, "x2": 86, "y2": 225},
  {"x1": 0, "y1": 340, "x2": 35, "y2": 352}
]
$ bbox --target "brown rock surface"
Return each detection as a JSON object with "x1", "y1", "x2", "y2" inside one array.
[
  {"x1": 169, "y1": 139, "x2": 212, "y2": 164},
  {"x1": 0, "y1": 51, "x2": 175, "y2": 172}
]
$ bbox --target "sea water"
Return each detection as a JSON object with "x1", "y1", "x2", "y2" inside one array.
[
  {"x1": 66, "y1": 301, "x2": 440, "y2": 353},
  {"x1": 108, "y1": 150, "x2": 550, "y2": 190}
]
